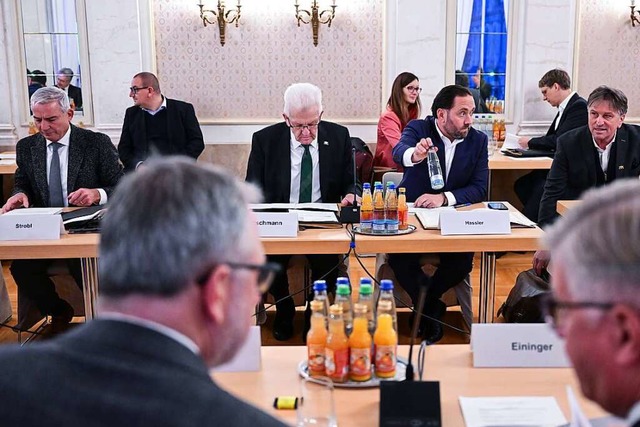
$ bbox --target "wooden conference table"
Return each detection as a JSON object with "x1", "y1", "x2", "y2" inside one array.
[
  {"x1": 0, "y1": 151, "x2": 17, "y2": 201},
  {"x1": 557, "y1": 200, "x2": 579, "y2": 216},
  {"x1": 213, "y1": 345, "x2": 608, "y2": 427}
]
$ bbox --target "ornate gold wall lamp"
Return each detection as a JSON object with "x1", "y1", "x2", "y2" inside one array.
[
  {"x1": 294, "y1": 0, "x2": 337, "y2": 46},
  {"x1": 631, "y1": 1, "x2": 640, "y2": 26},
  {"x1": 197, "y1": 1, "x2": 242, "y2": 46}
]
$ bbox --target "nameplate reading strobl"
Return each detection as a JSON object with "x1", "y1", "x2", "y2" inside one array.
[
  {"x1": 254, "y1": 212, "x2": 298, "y2": 237},
  {"x1": 0, "y1": 209, "x2": 63, "y2": 241},
  {"x1": 439, "y1": 209, "x2": 510, "y2": 235},
  {"x1": 471, "y1": 324, "x2": 571, "y2": 368}
]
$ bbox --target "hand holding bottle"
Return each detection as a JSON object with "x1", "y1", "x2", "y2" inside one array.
[{"x1": 410, "y1": 138, "x2": 436, "y2": 163}]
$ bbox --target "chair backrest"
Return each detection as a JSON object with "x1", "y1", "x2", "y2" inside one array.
[
  {"x1": 381, "y1": 171, "x2": 403, "y2": 188},
  {"x1": 351, "y1": 137, "x2": 374, "y2": 185}
]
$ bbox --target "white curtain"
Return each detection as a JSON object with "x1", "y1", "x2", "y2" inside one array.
[{"x1": 456, "y1": 0, "x2": 474, "y2": 70}]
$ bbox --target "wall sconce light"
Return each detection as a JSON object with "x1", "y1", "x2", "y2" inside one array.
[
  {"x1": 631, "y1": 1, "x2": 640, "y2": 26},
  {"x1": 295, "y1": 0, "x2": 337, "y2": 47},
  {"x1": 198, "y1": 1, "x2": 242, "y2": 46}
]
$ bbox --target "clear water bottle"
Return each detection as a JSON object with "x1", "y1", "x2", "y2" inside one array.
[
  {"x1": 357, "y1": 279, "x2": 376, "y2": 335},
  {"x1": 376, "y1": 279, "x2": 397, "y2": 332},
  {"x1": 312, "y1": 280, "x2": 330, "y2": 324},
  {"x1": 427, "y1": 146, "x2": 445, "y2": 190},
  {"x1": 335, "y1": 283, "x2": 353, "y2": 336}
]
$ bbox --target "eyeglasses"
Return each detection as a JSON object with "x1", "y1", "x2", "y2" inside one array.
[
  {"x1": 406, "y1": 86, "x2": 422, "y2": 93},
  {"x1": 288, "y1": 121, "x2": 320, "y2": 131},
  {"x1": 129, "y1": 86, "x2": 150, "y2": 94},
  {"x1": 541, "y1": 294, "x2": 613, "y2": 331},
  {"x1": 196, "y1": 262, "x2": 281, "y2": 293}
]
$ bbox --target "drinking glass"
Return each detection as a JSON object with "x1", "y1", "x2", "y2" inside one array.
[
  {"x1": 487, "y1": 138, "x2": 498, "y2": 156},
  {"x1": 296, "y1": 376, "x2": 337, "y2": 427}
]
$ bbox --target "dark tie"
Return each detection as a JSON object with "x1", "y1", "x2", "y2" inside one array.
[
  {"x1": 551, "y1": 112, "x2": 560, "y2": 131},
  {"x1": 299, "y1": 144, "x2": 312, "y2": 203},
  {"x1": 48, "y1": 142, "x2": 64, "y2": 207}
]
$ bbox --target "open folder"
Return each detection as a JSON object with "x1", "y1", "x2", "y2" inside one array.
[
  {"x1": 250, "y1": 204, "x2": 342, "y2": 230},
  {"x1": 415, "y1": 206, "x2": 536, "y2": 230}
]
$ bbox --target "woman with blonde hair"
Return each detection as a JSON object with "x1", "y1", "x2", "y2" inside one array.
[{"x1": 374, "y1": 72, "x2": 422, "y2": 171}]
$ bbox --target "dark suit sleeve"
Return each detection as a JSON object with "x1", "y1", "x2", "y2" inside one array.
[
  {"x1": 118, "y1": 108, "x2": 138, "y2": 172},
  {"x1": 181, "y1": 103, "x2": 205, "y2": 160},
  {"x1": 529, "y1": 98, "x2": 587, "y2": 151},
  {"x1": 538, "y1": 135, "x2": 570, "y2": 227},
  {"x1": 392, "y1": 120, "x2": 420, "y2": 166},
  {"x1": 96, "y1": 134, "x2": 124, "y2": 198},
  {"x1": 245, "y1": 131, "x2": 266, "y2": 192},
  {"x1": 12, "y1": 141, "x2": 35, "y2": 203}
]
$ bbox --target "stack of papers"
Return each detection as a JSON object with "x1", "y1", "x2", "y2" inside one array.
[
  {"x1": 414, "y1": 205, "x2": 537, "y2": 230},
  {"x1": 459, "y1": 396, "x2": 567, "y2": 426},
  {"x1": 0, "y1": 152, "x2": 16, "y2": 159},
  {"x1": 3, "y1": 207, "x2": 62, "y2": 215}
]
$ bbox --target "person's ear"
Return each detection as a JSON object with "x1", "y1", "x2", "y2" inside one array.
[
  {"x1": 200, "y1": 265, "x2": 232, "y2": 324},
  {"x1": 612, "y1": 305, "x2": 640, "y2": 367}
]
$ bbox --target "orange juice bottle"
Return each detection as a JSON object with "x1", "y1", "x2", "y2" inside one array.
[
  {"x1": 359, "y1": 183, "x2": 373, "y2": 233},
  {"x1": 398, "y1": 187, "x2": 408, "y2": 230},
  {"x1": 325, "y1": 304, "x2": 349, "y2": 383},
  {"x1": 374, "y1": 301, "x2": 398, "y2": 378},
  {"x1": 306, "y1": 300, "x2": 328, "y2": 377},
  {"x1": 372, "y1": 182, "x2": 385, "y2": 234},
  {"x1": 349, "y1": 303, "x2": 372, "y2": 382}
]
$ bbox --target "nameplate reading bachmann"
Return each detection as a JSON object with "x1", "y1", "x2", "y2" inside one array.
[
  {"x1": 471, "y1": 324, "x2": 571, "y2": 368},
  {"x1": 0, "y1": 213, "x2": 62, "y2": 241},
  {"x1": 253, "y1": 212, "x2": 298, "y2": 237},
  {"x1": 440, "y1": 209, "x2": 510, "y2": 235}
]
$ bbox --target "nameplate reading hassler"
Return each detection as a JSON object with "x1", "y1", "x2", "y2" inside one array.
[
  {"x1": 254, "y1": 212, "x2": 298, "y2": 237},
  {"x1": 439, "y1": 209, "x2": 510, "y2": 235},
  {"x1": 471, "y1": 324, "x2": 571, "y2": 368}
]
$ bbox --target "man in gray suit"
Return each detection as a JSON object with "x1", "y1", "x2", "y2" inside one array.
[
  {"x1": 1, "y1": 86, "x2": 123, "y2": 327},
  {"x1": 0, "y1": 158, "x2": 286, "y2": 427},
  {"x1": 543, "y1": 180, "x2": 640, "y2": 427}
]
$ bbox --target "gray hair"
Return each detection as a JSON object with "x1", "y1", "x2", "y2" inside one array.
[
  {"x1": 99, "y1": 157, "x2": 261, "y2": 297},
  {"x1": 283, "y1": 83, "x2": 323, "y2": 116},
  {"x1": 544, "y1": 179, "x2": 640, "y2": 308},
  {"x1": 30, "y1": 86, "x2": 70, "y2": 113},
  {"x1": 57, "y1": 67, "x2": 74, "y2": 79},
  {"x1": 587, "y1": 86, "x2": 628, "y2": 116}
]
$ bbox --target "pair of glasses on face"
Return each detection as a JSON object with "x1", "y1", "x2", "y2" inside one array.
[
  {"x1": 129, "y1": 86, "x2": 150, "y2": 95},
  {"x1": 540, "y1": 294, "x2": 613, "y2": 331},
  {"x1": 406, "y1": 86, "x2": 422, "y2": 93},
  {"x1": 288, "y1": 121, "x2": 320, "y2": 131},
  {"x1": 196, "y1": 262, "x2": 281, "y2": 294}
]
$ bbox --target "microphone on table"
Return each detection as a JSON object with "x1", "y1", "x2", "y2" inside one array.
[{"x1": 339, "y1": 146, "x2": 361, "y2": 224}]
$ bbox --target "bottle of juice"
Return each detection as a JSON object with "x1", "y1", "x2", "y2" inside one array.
[
  {"x1": 349, "y1": 303, "x2": 372, "y2": 382},
  {"x1": 359, "y1": 182, "x2": 373, "y2": 233},
  {"x1": 325, "y1": 304, "x2": 350, "y2": 383},
  {"x1": 334, "y1": 282, "x2": 353, "y2": 336},
  {"x1": 357, "y1": 280, "x2": 375, "y2": 335},
  {"x1": 372, "y1": 182, "x2": 386, "y2": 234},
  {"x1": 374, "y1": 300, "x2": 398, "y2": 378},
  {"x1": 384, "y1": 182, "x2": 398, "y2": 233},
  {"x1": 398, "y1": 187, "x2": 408, "y2": 230},
  {"x1": 312, "y1": 280, "x2": 330, "y2": 325},
  {"x1": 306, "y1": 300, "x2": 328, "y2": 377},
  {"x1": 376, "y1": 279, "x2": 397, "y2": 333}
]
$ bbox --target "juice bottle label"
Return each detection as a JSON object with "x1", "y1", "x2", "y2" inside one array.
[
  {"x1": 307, "y1": 344, "x2": 326, "y2": 376},
  {"x1": 325, "y1": 347, "x2": 349, "y2": 382},
  {"x1": 349, "y1": 347, "x2": 372, "y2": 381},
  {"x1": 375, "y1": 345, "x2": 397, "y2": 376},
  {"x1": 398, "y1": 207, "x2": 408, "y2": 230}
]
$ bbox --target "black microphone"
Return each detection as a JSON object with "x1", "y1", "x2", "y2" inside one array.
[{"x1": 339, "y1": 146, "x2": 360, "y2": 223}]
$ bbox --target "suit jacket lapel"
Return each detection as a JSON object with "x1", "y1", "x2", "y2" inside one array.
[
  {"x1": 165, "y1": 98, "x2": 174, "y2": 148},
  {"x1": 133, "y1": 108, "x2": 148, "y2": 154},
  {"x1": 317, "y1": 123, "x2": 330, "y2": 202},
  {"x1": 279, "y1": 127, "x2": 292, "y2": 202},
  {"x1": 30, "y1": 135, "x2": 49, "y2": 205},
  {"x1": 614, "y1": 125, "x2": 630, "y2": 179},
  {"x1": 67, "y1": 125, "x2": 84, "y2": 192},
  {"x1": 583, "y1": 129, "x2": 599, "y2": 183}
]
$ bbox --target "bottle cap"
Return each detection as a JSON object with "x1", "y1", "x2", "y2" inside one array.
[
  {"x1": 387, "y1": 183, "x2": 395, "y2": 190},
  {"x1": 399, "y1": 187, "x2": 406, "y2": 193},
  {"x1": 310, "y1": 300, "x2": 324, "y2": 312},
  {"x1": 363, "y1": 182, "x2": 371, "y2": 189},
  {"x1": 380, "y1": 279, "x2": 394, "y2": 291},
  {"x1": 359, "y1": 283, "x2": 373, "y2": 295},
  {"x1": 329, "y1": 304, "x2": 343, "y2": 315},
  {"x1": 336, "y1": 284, "x2": 350, "y2": 296},
  {"x1": 313, "y1": 280, "x2": 327, "y2": 291},
  {"x1": 359, "y1": 277, "x2": 372, "y2": 285},
  {"x1": 353, "y1": 303, "x2": 367, "y2": 314},
  {"x1": 336, "y1": 277, "x2": 350, "y2": 286}
]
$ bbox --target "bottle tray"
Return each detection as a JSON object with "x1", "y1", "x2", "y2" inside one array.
[
  {"x1": 297, "y1": 358, "x2": 407, "y2": 388},
  {"x1": 352, "y1": 224, "x2": 416, "y2": 236}
]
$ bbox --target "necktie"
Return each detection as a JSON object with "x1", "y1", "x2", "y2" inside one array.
[
  {"x1": 49, "y1": 142, "x2": 64, "y2": 207},
  {"x1": 299, "y1": 144, "x2": 312, "y2": 203}
]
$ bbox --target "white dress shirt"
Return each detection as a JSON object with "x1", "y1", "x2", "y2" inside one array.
[
  {"x1": 142, "y1": 95, "x2": 167, "y2": 116},
  {"x1": 46, "y1": 126, "x2": 107, "y2": 206},
  {"x1": 593, "y1": 132, "x2": 615, "y2": 177},
  {"x1": 555, "y1": 91, "x2": 576, "y2": 130},
  {"x1": 402, "y1": 121, "x2": 464, "y2": 206},
  {"x1": 289, "y1": 132, "x2": 321, "y2": 203}
]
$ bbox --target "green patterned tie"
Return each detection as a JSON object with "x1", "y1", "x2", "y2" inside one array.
[{"x1": 299, "y1": 144, "x2": 312, "y2": 203}]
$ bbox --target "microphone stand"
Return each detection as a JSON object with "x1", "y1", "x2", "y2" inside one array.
[
  {"x1": 405, "y1": 280, "x2": 428, "y2": 381},
  {"x1": 339, "y1": 146, "x2": 360, "y2": 223}
]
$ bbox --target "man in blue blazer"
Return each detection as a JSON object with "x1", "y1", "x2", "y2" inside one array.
[
  {"x1": 118, "y1": 72, "x2": 204, "y2": 172},
  {"x1": 390, "y1": 85, "x2": 488, "y2": 343}
]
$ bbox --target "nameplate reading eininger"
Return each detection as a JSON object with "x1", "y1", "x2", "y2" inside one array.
[
  {"x1": 471, "y1": 324, "x2": 571, "y2": 368},
  {"x1": 439, "y1": 209, "x2": 510, "y2": 235},
  {"x1": 0, "y1": 212, "x2": 62, "y2": 241},
  {"x1": 254, "y1": 212, "x2": 298, "y2": 237}
]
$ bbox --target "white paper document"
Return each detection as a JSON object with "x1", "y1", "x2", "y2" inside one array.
[
  {"x1": 502, "y1": 133, "x2": 521, "y2": 150},
  {"x1": 3, "y1": 208, "x2": 62, "y2": 215},
  {"x1": 414, "y1": 207, "x2": 454, "y2": 229},
  {"x1": 459, "y1": 396, "x2": 567, "y2": 427},
  {"x1": 0, "y1": 160, "x2": 15, "y2": 165},
  {"x1": 291, "y1": 209, "x2": 338, "y2": 223},
  {"x1": 0, "y1": 152, "x2": 16, "y2": 159},
  {"x1": 250, "y1": 203, "x2": 338, "y2": 212}
]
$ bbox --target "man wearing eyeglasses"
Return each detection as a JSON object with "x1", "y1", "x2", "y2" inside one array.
[
  {"x1": 543, "y1": 179, "x2": 640, "y2": 427},
  {"x1": 118, "y1": 72, "x2": 204, "y2": 172},
  {"x1": 246, "y1": 82, "x2": 359, "y2": 341},
  {"x1": 389, "y1": 85, "x2": 489, "y2": 343},
  {"x1": 0, "y1": 158, "x2": 286, "y2": 427}
]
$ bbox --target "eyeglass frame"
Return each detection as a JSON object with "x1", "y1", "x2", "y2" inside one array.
[
  {"x1": 285, "y1": 113, "x2": 323, "y2": 132},
  {"x1": 196, "y1": 261, "x2": 281, "y2": 293},
  {"x1": 129, "y1": 86, "x2": 150, "y2": 95},
  {"x1": 405, "y1": 85, "x2": 422, "y2": 93},
  {"x1": 541, "y1": 294, "x2": 614, "y2": 331}
]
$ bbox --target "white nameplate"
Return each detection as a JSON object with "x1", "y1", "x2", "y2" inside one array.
[
  {"x1": 0, "y1": 211, "x2": 63, "y2": 241},
  {"x1": 439, "y1": 209, "x2": 510, "y2": 235},
  {"x1": 255, "y1": 212, "x2": 298, "y2": 237},
  {"x1": 471, "y1": 324, "x2": 571, "y2": 368},
  {"x1": 211, "y1": 326, "x2": 261, "y2": 372}
]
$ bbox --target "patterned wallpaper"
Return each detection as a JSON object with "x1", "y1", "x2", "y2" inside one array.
[
  {"x1": 153, "y1": 0, "x2": 384, "y2": 122},
  {"x1": 576, "y1": 0, "x2": 640, "y2": 119}
]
